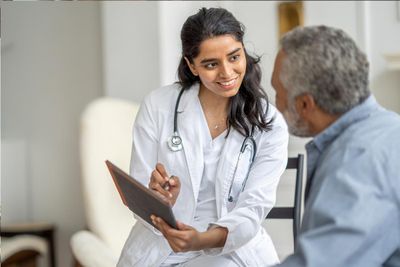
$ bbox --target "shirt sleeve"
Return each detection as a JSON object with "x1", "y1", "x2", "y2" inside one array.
[
  {"x1": 277, "y1": 145, "x2": 400, "y2": 267},
  {"x1": 206, "y1": 110, "x2": 289, "y2": 255},
  {"x1": 129, "y1": 94, "x2": 163, "y2": 235}
]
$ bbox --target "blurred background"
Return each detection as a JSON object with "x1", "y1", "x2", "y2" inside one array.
[{"x1": 1, "y1": 1, "x2": 399, "y2": 266}]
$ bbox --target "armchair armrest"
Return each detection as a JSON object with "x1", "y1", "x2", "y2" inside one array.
[
  {"x1": 1, "y1": 222, "x2": 56, "y2": 267},
  {"x1": 70, "y1": 230, "x2": 118, "y2": 267},
  {"x1": 1, "y1": 235, "x2": 48, "y2": 262}
]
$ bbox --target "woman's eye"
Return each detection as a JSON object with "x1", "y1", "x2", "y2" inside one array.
[
  {"x1": 204, "y1": 62, "x2": 217, "y2": 69},
  {"x1": 230, "y1": 55, "x2": 240, "y2": 61}
]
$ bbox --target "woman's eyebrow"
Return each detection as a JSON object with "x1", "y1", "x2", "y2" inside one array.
[
  {"x1": 200, "y1": 47, "x2": 242, "y2": 64},
  {"x1": 227, "y1": 47, "x2": 241, "y2": 56}
]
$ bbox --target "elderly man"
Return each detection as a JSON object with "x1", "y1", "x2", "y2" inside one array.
[{"x1": 271, "y1": 25, "x2": 400, "y2": 266}]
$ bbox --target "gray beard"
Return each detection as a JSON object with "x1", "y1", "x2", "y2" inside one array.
[{"x1": 282, "y1": 108, "x2": 312, "y2": 137}]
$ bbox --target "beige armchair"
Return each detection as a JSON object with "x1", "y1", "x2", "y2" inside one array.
[{"x1": 70, "y1": 97, "x2": 140, "y2": 267}]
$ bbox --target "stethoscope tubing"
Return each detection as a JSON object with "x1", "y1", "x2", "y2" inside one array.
[
  {"x1": 173, "y1": 88, "x2": 185, "y2": 133},
  {"x1": 228, "y1": 134, "x2": 256, "y2": 202}
]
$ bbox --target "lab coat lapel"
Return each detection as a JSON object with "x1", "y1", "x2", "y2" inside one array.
[{"x1": 177, "y1": 84, "x2": 204, "y2": 201}]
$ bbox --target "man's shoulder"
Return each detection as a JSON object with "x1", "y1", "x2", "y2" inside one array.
[
  {"x1": 337, "y1": 107, "x2": 400, "y2": 150},
  {"x1": 320, "y1": 107, "x2": 400, "y2": 181},
  {"x1": 317, "y1": 107, "x2": 399, "y2": 174}
]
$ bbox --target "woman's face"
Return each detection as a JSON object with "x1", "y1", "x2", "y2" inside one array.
[{"x1": 186, "y1": 34, "x2": 247, "y2": 98}]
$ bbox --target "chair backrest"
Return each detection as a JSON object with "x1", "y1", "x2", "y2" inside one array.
[
  {"x1": 80, "y1": 97, "x2": 140, "y2": 257},
  {"x1": 266, "y1": 154, "x2": 305, "y2": 244}
]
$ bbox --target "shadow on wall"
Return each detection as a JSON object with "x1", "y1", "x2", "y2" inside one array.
[{"x1": 371, "y1": 70, "x2": 400, "y2": 115}]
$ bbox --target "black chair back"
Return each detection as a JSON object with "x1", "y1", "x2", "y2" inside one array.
[{"x1": 266, "y1": 154, "x2": 304, "y2": 244}]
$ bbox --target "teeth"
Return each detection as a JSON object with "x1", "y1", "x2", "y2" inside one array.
[{"x1": 219, "y1": 79, "x2": 236, "y2": 86}]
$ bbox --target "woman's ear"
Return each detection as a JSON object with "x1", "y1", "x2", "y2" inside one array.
[{"x1": 184, "y1": 57, "x2": 198, "y2": 76}]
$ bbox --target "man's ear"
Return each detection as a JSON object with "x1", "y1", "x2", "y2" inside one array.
[
  {"x1": 184, "y1": 57, "x2": 198, "y2": 76},
  {"x1": 295, "y1": 93, "x2": 317, "y2": 119}
]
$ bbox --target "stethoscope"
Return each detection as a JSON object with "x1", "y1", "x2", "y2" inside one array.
[{"x1": 167, "y1": 88, "x2": 257, "y2": 202}]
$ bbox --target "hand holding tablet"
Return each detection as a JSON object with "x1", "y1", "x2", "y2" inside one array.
[{"x1": 106, "y1": 160, "x2": 178, "y2": 229}]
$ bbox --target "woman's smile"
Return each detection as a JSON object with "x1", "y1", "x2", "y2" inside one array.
[{"x1": 216, "y1": 77, "x2": 238, "y2": 90}]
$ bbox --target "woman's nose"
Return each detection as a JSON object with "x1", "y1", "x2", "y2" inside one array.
[{"x1": 219, "y1": 62, "x2": 234, "y2": 78}]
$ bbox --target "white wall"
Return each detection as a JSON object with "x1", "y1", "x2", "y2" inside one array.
[
  {"x1": 368, "y1": 1, "x2": 400, "y2": 114},
  {"x1": 101, "y1": 1, "x2": 160, "y2": 103},
  {"x1": 1, "y1": 2, "x2": 103, "y2": 266}
]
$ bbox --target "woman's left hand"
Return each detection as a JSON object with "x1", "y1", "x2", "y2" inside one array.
[
  {"x1": 151, "y1": 215, "x2": 201, "y2": 252},
  {"x1": 150, "y1": 215, "x2": 228, "y2": 252},
  {"x1": 150, "y1": 216, "x2": 201, "y2": 252}
]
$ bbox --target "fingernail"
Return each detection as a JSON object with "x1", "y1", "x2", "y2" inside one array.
[{"x1": 169, "y1": 193, "x2": 173, "y2": 198}]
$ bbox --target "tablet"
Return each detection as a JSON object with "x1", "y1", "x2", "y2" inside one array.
[{"x1": 105, "y1": 160, "x2": 178, "y2": 229}]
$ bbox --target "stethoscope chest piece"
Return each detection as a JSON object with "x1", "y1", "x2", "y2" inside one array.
[{"x1": 168, "y1": 132, "x2": 183, "y2": 152}]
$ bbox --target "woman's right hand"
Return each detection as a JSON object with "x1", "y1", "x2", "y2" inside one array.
[{"x1": 149, "y1": 163, "x2": 181, "y2": 206}]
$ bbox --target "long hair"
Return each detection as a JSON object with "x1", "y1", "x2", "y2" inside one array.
[{"x1": 177, "y1": 7, "x2": 272, "y2": 136}]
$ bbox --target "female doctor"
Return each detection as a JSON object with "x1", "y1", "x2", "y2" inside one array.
[{"x1": 118, "y1": 7, "x2": 288, "y2": 267}]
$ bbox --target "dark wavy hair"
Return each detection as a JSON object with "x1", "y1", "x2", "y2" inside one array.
[{"x1": 177, "y1": 7, "x2": 272, "y2": 137}]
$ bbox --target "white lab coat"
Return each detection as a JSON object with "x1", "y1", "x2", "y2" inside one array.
[{"x1": 118, "y1": 83, "x2": 288, "y2": 267}]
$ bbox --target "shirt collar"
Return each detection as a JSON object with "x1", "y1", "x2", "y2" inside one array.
[{"x1": 308, "y1": 95, "x2": 379, "y2": 153}]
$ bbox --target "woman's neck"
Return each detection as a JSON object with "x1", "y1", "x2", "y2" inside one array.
[
  {"x1": 198, "y1": 84, "x2": 230, "y2": 139},
  {"x1": 198, "y1": 85, "x2": 230, "y2": 114}
]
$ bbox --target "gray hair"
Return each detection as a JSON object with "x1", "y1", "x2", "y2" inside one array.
[{"x1": 280, "y1": 25, "x2": 370, "y2": 115}]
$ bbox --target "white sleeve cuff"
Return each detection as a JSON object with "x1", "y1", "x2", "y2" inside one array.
[{"x1": 133, "y1": 214, "x2": 163, "y2": 236}]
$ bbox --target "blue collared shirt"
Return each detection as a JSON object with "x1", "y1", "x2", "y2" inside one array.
[{"x1": 277, "y1": 95, "x2": 400, "y2": 267}]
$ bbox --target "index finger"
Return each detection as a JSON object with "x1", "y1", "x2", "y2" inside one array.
[{"x1": 156, "y1": 163, "x2": 169, "y2": 181}]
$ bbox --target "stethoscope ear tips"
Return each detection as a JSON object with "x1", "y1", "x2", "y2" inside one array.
[{"x1": 228, "y1": 196, "x2": 233, "y2": 202}]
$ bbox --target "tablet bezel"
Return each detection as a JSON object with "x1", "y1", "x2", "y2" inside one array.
[{"x1": 105, "y1": 160, "x2": 178, "y2": 229}]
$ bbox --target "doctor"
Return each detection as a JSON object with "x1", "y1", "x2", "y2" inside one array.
[{"x1": 118, "y1": 7, "x2": 288, "y2": 267}]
